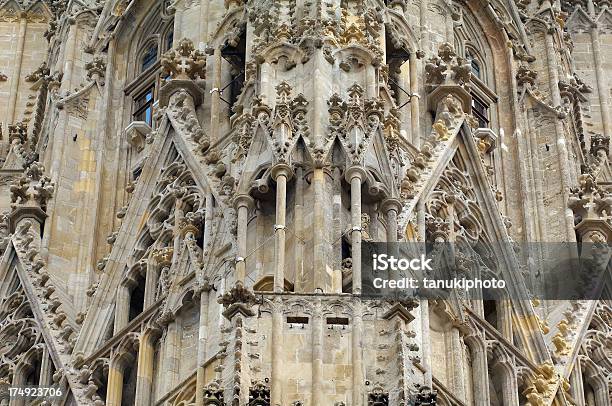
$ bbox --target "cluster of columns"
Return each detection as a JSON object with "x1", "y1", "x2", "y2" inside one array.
[
  {"x1": 569, "y1": 357, "x2": 610, "y2": 406},
  {"x1": 114, "y1": 253, "x2": 169, "y2": 334},
  {"x1": 10, "y1": 346, "x2": 54, "y2": 406},
  {"x1": 104, "y1": 327, "x2": 163, "y2": 406}
]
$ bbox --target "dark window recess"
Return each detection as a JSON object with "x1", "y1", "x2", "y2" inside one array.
[
  {"x1": 385, "y1": 31, "x2": 411, "y2": 108},
  {"x1": 471, "y1": 59, "x2": 482, "y2": 79},
  {"x1": 166, "y1": 31, "x2": 174, "y2": 51},
  {"x1": 132, "y1": 165, "x2": 143, "y2": 181},
  {"x1": 129, "y1": 283, "x2": 145, "y2": 321},
  {"x1": 472, "y1": 95, "x2": 489, "y2": 128},
  {"x1": 483, "y1": 300, "x2": 498, "y2": 329},
  {"x1": 220, "y1": 30, "x2": 247, "y2": 112},
  {"x1": 326, "y1": 317, "x2": 349, "y2": 325},
  {"x1": 133, "y1": 87, "x2": 155, "y2": 126},
  {"x1": 141, "y1": 44, "x2": 158, "y2": 72},
  {"x1": 287, "y1": 316, "x2": 309, "y2": 324}
]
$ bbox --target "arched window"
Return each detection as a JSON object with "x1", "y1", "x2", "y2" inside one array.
[
  {"x1": 470, "y1": 58, "x2": 481, "y2": 79},
  {"x1": 464, "y1": 48, "x2": 492, "y2": 129},
  {"x1": 125, "y1": 6, "x2": 174, "y2": 130},
  {"x1": 165, "y1": 30, "x2": 174, "y2": 52},
  {"x1": 466, "y1": 49, "x2": 483, "y2": 80},
  {"x1": 141, "y1": 42, "x2": 158, "y2": 72}
]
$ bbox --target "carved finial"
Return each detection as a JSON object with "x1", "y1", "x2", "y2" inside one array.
[{"x1": 161, "y1": 38, "x2": 207, "y2": 80}]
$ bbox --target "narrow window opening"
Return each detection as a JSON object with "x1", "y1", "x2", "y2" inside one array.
[
  {"x1": 483, "y1": 299, "x2": 498, "y2": 330},
  {"x1": 471, "y1": 59, "x2": 481, "y2": 79},
  {"x1": 287, "y1": 316, "x2": 309, "y2": 324},
  {"x1": 141, "y1": 44, "x2": 158, "y2": 72},
  {"x1": 128, "y1": 276, "x2": 145, "y2": 321},
  {"x1": 466, "y1": 49, "x2": 482, "y2": 80},
  {"x1": 133, "y1": 86, "x2": 155, "y2": 126},
  {"x1": 24, "y1": 358, "x2": 41, "y2": 385},
  {"x1": 341, "y1": 238, "x2": 352, "y2": 293},
  {"x1": 165, "y1": 30, "x2": 174, "y2": 51},
  {"x1": 326, "y1": 317, "x2": 349, "y2": 325},
  {"x1": 121, "y1": 364, "x2": 137, "y2": 405},
  {"x1": 385, "y1": 31, "x2": 411, "y2": 108},
  {"x1": 471, "y1": 94, "x2": 489, "y2": 129},
  {"x1": 220, "y1": 30, "x2": 247, "y2": 113}
]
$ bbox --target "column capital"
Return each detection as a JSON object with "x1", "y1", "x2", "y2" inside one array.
[
  {"x1": 271, "y1": 163, "x2": 294, "y2": 181},
  {"x1": 380, "y1": 198, "x2": 403, "y2": 214},
  {"x1": 344, "y1": 166, "x2": 367, "y2": 183},
  {"x1": 233, "y1": 194, "x2": 255, "y2": 211}
]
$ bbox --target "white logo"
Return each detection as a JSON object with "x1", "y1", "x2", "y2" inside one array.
[{"x1": 372, "y1": 254, "x2": 433, "y2": 271}]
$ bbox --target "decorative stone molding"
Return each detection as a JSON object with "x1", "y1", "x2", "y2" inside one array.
[
  {"x1": 473, "y1": 128, "x2": 498, "y2": 153},
  {"x1": 569, "y1": 173, "x2": 612, "y2": 242},
  {"x1": 590, "y1": 134, "x2": 609, "y2": 157},
  {"x1": 248, "y1": 380, "x2": 270, "y2": 405},
  {"x1": 367, "y1": 382, "x2": 389, "y2": 405},
  {"x1": 202, "y1": 379, "x2": 224, "y2": 405},
  {"x1": 25, "y1": 62, "x2": 50, "y2": 83},
  {"x1": 516, "y1": 65, "x2": 538, "y2": 88},
  {"x1": 413, "y1": 385, "x2": 438, "y2": 405},
  {"x1": 152, "y1": 247, "x2": 174, "y2": 267},
  {"x1": 124, "y1": 121, "x2": 152, "y2": 152},
  {"x1": 85, "y1": 56, "x2": 106, "y2": 83},
  {"x1": 426, "y1": 43, "x2": 472, "y2": 115},
  {"x1": 160, "y1": 38, "x2": 206, "y2": 108},
  {"x1": 218, "y1": 283, "x2": 257, "y2": 319},
  {"x1": 9, "y1": 161, "x2": 54, "y2": 233},
  {"x1": 166, "y1": 90, "x2": 210, "y2": 151}
]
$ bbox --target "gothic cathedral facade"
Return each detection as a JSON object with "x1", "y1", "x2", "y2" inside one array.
[{"x1": 0, "y1": 0, "x2": 610, "y2": 405}]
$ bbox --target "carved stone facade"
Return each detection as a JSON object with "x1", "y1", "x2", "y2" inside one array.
[{"x1": 0, "y1": 0, "x2": 610, "y2": 405}]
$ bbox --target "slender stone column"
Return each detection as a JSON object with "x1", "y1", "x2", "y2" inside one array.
[
  {"x1": 543, "y1": 27, "x2": 575, "y2": 241},
  {"x1": 270, "y1": 298, "x2": 283, "y2": 405},
  {"x1": 143, "y1": 263, "x2": 158, "y2": 309},
  {"x1": 6, "y1": 13, "x2": 26, "y2": 131},
  {"x1": 450, "y1": 327, "x2": 467, "y2": 401},
  {"x1": 61, "y1": 18, "x2": 78, "y2": 93},
  {"x1": 311, "y1": 300, "x2": 324, "y2": 404},
  {"x1": 346, "y1": 167, "x2": 367, "y2": 294},
  {"x1": 114, "y1": 284, "x2": 131, "y2": 334},
  {"x1": 419, "y1": 0, "x2": 429, "y2": 47},
  {"x1": 570, "y1": 361, "x2": 585, "y2": 405},
  {"x1": 233, "y1": 195, "x2": 254, "y2": 284},
  {"x1": 163, "y1": 320, "x2": 180, "y2": 393},
  {"x1": 594, "y1": 383, "x2": 609, "y2": 406},
  {"x1": 209, "y1": 47, "x2": 223, "y2": 145},
  {"x1": 468, "y1": 338, "x2": 490, "y2": 406},
  {"x1": 352, "y1": 300, "x2": 365, "y2": 404},
  {"x1": 105, "y1": 359, "x2": 125, "y2": 406},
  {"x1": 381, "y1": 198, "x2": 402, "y2": 243},
  {"x1": 11, "y1": 364, "x2": 27, "y2": 406},
  {"x1": 382, "y1": 198, "x2": 402, "y2": 280},
  {"x1": 488, "y1": 342, "x2": 520, "y2": 406},
  {"x1": 135, "y1": 330, "x2": 159, "y2": 406},
  {"x1": 499, "y1": 299, "x2": 513, "y2": 341},
  {"x1": 499, "y1": 365, "x2": 519, "y2": 406},
  {"x1": 199, "y1": 0, "x2": 210, "y2": 46},
  {"x1": 195, "y1": 286, "x2": 210, "y2": 406},
  {"x1": 39, "y1": 347, "x2": 52, "y2": 386},
  {"x1": 202, "y1": 192, "x2": 214, "y2": 262},
  {"x1": 313, "y1": 167, "x2": 326, "y2": 291},
  {"x1": 409, "y1": 53, "x2": 421, "y2": 148},
  {"x1": 591, "y1": 26, "x2": 612, "y2": 141},
  {"x1": 272, "y1": 164, "x2": 293, "y2": 292},
  {"x1": 417, "y1": 198, "x2": 432, "y2": 386}
]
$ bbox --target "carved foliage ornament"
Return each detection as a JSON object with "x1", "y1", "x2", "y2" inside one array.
[{"x1": 161, "y1": 38, "x2": 207, "y2": 80}]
